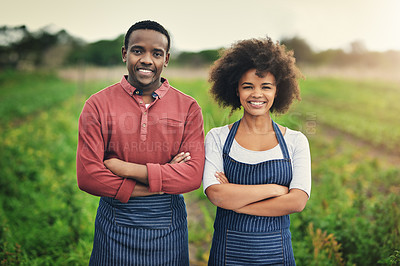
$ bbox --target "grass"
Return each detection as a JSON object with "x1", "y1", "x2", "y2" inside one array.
[
  {"x1": 295, "y1": 77, "x2": 400, "y2": 152},
  {"x1": 0, "y1": 70, "x2": 80, "y2": 128},
  {"x1": 0, "y1": 73, "x2": 106, "y2": 265},
  {"x1": 0, "y1": 71, "x2": 399, "y2": 265}
]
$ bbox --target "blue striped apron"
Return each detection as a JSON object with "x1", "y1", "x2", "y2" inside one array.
[
  {"x1": 208, "y1": 120, "x2": 295, "y2": 265},
  {"x1": 89, "y1": 193, "x2": 189, "y2": 265}
]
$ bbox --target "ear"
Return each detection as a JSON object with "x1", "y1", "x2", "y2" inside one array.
[
  {"x1": 121, "y1": 46, "x2": 127, "y2": 62},
  {"x1": 164, "y1": 53, "x2": 170, "y2": 67}
]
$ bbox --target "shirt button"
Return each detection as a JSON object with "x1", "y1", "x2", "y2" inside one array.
[
  {"x1": 144, "y1": 112, "x2": 147, "y2": 115},
  {"x1": 142, "y1": 123, "x2": 146, "y2": 127},
  {"x1": 139, "y1": 101, "x2": 143, "y2": 104}
]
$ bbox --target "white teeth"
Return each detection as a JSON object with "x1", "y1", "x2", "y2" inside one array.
[
  {"x1": 250, "y1": 101, "x2": 264, "y2": 105},
  {"x1": 139, "y1": 69, "x2": 152, "y2": 73}
]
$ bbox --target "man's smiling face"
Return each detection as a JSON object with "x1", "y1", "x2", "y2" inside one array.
[{"x1": 122, "y1": 29, "x2": 169, "y2": 92}]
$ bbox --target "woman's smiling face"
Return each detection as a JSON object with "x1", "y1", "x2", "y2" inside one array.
[{"x1": 237, "y1": 69, "x2": 277, "y2": 116}]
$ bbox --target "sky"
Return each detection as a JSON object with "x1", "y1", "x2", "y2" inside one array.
[{"x1": 1, "y1": 0, "x2": 400, "y2": 52}]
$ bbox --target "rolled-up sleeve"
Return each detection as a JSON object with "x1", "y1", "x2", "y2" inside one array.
[
  {"x1": 76, "y1": 101, "x2": 135, "y2": 203},
  {"x1": 147, "y1": 104, "x2": 205, "y2": 194}
]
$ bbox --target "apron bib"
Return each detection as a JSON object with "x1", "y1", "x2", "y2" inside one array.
[{"x1": 208, "y1": 120, "x2": 295, "y2": 266}]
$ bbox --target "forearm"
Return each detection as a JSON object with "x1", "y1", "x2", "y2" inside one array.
[
  {"x1": 147, "y1": 158, "x2": 203, "y2": 193},
  {"x1": 105, "y1": 152, "x2": 203, "y2": 194},
  {"x1": 131, "y1": 182, "x2": 162, "y2": 197},
  {"x1": 205, "y1": 183, "x2": 287, "y2": 210},
  {"x1": 104, "y1": 159, "x2": 149, "y2": 184},
  {"x1": 77, "y1": 157, "x2": 135, "y2": 202},
  {"x1": 104, "y1": 152, "x2": 193, "y2": 190},
  {"x1": 121, "y1": 161, "x2": 148, "y2": 184},
  {"x1": 235, "y1": 189, "x2": 309, "y2": 217}
]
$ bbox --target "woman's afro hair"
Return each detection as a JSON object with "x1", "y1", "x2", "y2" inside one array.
[{"x1": 209, "y1": 37, "x2": 302, "y2": 114}]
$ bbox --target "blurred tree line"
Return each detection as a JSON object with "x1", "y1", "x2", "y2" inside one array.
[
  {"x1": 0, "y1": 25, "x2": 78, "y2": 69},
  {"x1": 1, "y1": 25, "x2": 399, "y2": 70},
  {"x1": 281, "y1": 36, "x2": 400, "y2": 68}
]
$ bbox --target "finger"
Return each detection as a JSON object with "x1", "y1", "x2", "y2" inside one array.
[
  {"x1": 219, "y1": 176, "x2": 229, "y2": 183},
  {"x1": 104, "y1": 159, "x2": 113, "y2": 167},
  {"x1": 170, "y1": 152, "x2": 185, "y2": 164},
  {"x1": 215, "y1": 172, "x2": 226, "y2": 183},
  {"x1": 174, "y1": 152, "x2": 185, "y2": 159},
  {"x1": 214, "y1": 172, "x2": 220, "y2": 181},
  {"x1": 215, "y1": 172, "x2": 229, "y2": 183},
  {"x1": 177, "y1": 152, "x2": 190, "y2": 163}
]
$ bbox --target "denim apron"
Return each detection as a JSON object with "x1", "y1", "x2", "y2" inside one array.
[
  {"x1": 208, "y1": 120, "x2": 295, "y2": 265},
  {"x1": 89, "y1": 193, "x2": 189, "y2": 265}
]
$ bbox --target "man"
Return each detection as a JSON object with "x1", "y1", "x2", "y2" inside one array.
[{"x1": 76, "y1": 20, "x2": 205, "y2": 265}]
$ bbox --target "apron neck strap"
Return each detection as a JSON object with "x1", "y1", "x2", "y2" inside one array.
[
  {"x1": 222, "y1": 119, "x2": 291, "y2": 160},
  {"x1": 272, "y1": 120, "x2": 290, "y2": 160},
  {"x1": 222, "y1": 120, "x2": 240, "y2": 155}
]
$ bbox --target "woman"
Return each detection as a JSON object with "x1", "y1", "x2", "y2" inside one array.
[{"x1": 203, "y1": 37, "x2": 311, "y2": 265}]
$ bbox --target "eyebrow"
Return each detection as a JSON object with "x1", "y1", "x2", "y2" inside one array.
[
  {"x1": 262, "y1": 82, "x2": 275, "y2": 86},
  {"x1": 130, "y1": 45, "x2": 165, "y2": 53},
  {"x1": 153, "y1": 48, "x2": 165, "y2": 53},
  {"x1": 130, "y1": 45, "x2": 143, "y2": 50},
  {"x1": 241, "y1": 82, "x2": 275, "y2": 86}
]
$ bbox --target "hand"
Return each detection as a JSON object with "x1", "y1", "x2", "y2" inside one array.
[
  {"x1": 271, "y1": 184, "x2": 289, "y2": 197},
  {"x1": 169, "y1": 152, "x2": 191, "y2": 164},
  {"x1": 215, "y1": 172, "x2": 229, "y2": 184},
  {"x1": 104, "y1": 158, "x2": 129, "y2": 177}
]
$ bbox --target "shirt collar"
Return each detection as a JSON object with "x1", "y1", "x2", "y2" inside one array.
[{"x1": 120, "y1": 75, "x2": 170, "y2": 99}]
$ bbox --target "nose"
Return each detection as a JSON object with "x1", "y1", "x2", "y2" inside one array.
[
  {"x1": 251, "y1": 87, "x2": 263, "y2": 97},
  {"x1": 140, "y1": 52, "x2": 152, "y2": 65}
]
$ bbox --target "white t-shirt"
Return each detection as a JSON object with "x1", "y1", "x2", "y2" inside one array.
[{"x1": 202, "y1": 125, "x2": 311, "y2": 196}]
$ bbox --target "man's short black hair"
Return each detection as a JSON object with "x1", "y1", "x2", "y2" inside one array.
[{"x1": 124, "y1": 20, "x2": 171, "y2": 52}]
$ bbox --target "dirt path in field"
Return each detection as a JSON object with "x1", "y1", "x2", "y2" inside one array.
[
  {"x1": 299, "y1": 65, "x2": 400, "y2": 167},
  {"x1": 313, "y1": 123, "x2": 400, "y2": 167},
  {"x1": 185, "y1": 194, "x2": 210, "y2": 266}
]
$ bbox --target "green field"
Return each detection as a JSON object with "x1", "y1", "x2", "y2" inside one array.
[{"x1": 0, "y1": 70, "x2": 399, "y2": 265}]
